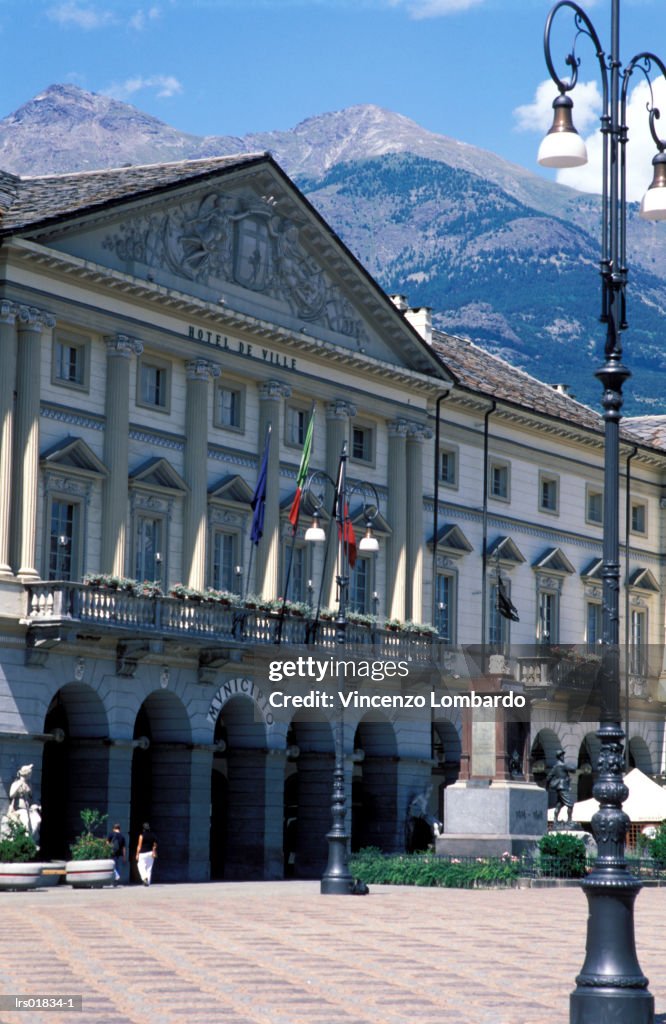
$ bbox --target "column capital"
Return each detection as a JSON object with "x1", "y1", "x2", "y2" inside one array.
[
  {"x1": 185, "y1": 358, "x2": 221, "y2": 383},
  {"x1": 259, "y1": 380, "x2": 291, "y2": 402},
  {"x1": 17, "y1": 305, "x2": 55, "y2": 331},
  {"x1": 105, "y1": 333, "x2": 144, "y2": 358},
  {"x1": 326, "y1": 399, "x2": 357, "y2": 421},
  {"x1": 387, "y1": 418, "x2": 409, "y2": 438},
  {"x1": 406, "y1": 422, "x2": 433, "y2": 442},
  {"x1": 0, "y1": 300, "x2": 18, "y2": 325}
]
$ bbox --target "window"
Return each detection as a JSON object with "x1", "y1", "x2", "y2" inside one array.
[
  {"x1": 137, "y1": 357, "x2": 170, "y2": 411},
  {"x1": 53, "y1": 333, "x2": 88, "y2": 390},
  {"x1": 283, "y1": 542, "x2": 309, "y2": 603},
  {"x1": 539, "y1": 472, "x2": 559, "y2": 513},
  {"x1": 630, "y1": 608, "x2": 647, "y2": 676},
  {"x1": 489, "y1": 582, "x2": 510, "y2": 651},
  {"x1": 435, "y1": 573, "x2": 456, "y2": 644},
  {"x1": 211, "y1": 530, "x2": 239, "y2": 592},
  {"x1": 350, "y1": 422, "x2": 374, "y2": 464},
  {"x1": 489, "y1": 460, "x2": 509, "y2": 501},
  {"x1": 214, "y1": 384, "x2": 244, "y2": 431},
  {"x1": 350, "y1": 557, "x2": 373, "y2": 614},
  {"x1": 631, "y1": 502, "x2": 647, "y2": 535},
  {"x1": 586, "y1": 486, "x2": 603, "y2": 524},
  {"x1": 439, "y1": 447, "x2": 458, "y2": 487},
  {"x1": 135, "y1": 514, "x2": 164, "y2": 582},
  {"x1": 48, "y1": 500, "x2": 79, "y2": 580},
  {"x1": 286, "y1": 405, "x2": 308, "y2": 447},
  {"x1": 586, "y1": 601, "x2": 602, "y2": 652},
  {"x1": 537, "y1": 589, "x2": 559, "y2": 645}
]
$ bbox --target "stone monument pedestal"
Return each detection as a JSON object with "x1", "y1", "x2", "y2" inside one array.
[{"x1": 437, "y1": 779, "x2": 547, "y2": 857}]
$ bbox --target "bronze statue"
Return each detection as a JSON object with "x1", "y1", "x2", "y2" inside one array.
[{"x1": 545, "y1": 748, "x2": 576, "y2": 826}]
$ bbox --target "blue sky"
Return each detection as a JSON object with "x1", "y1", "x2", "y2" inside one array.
[{"x1": 2, "y1": 0, "x2": 666, "y2": 196}]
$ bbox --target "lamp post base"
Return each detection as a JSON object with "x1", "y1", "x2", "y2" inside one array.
[
  {"x1": 320, "y1": 832, "x2": 353, "y2": 895},
  {"x1": 570, "y1": 870, "x2": 653, "y2": 1024}
]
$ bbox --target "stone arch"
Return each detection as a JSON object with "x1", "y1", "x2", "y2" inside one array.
[
  {"x1": 628, "y1": 735, "x2": 653, "y2": 775},
  {"x1": 210, "y1": 694, "x2": 268, "y2": 880},
  {"x1": 352, "y1": 715, "x2": 399, "y2": 853},
  {"x1": 577, "y1": 732, "x2": 600, "y2": 802},
  {"x1": 130, "y1": 689, "x2": 191, "y2": 883},
  {"x1": 41, "y1": 683, "x2": 110, "y2": 860}
]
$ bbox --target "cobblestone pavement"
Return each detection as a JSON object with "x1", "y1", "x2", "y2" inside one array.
[{"x1": 0, "y1": 881, "x2": 664, "y2": 1024}]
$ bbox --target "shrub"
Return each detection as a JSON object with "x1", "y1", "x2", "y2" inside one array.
[
  {"x1": 69, "y1": 809, "x2": 113, "y2": 861},
  {"x1": 349, "y1": 847, "x2": 519, "y2": 888},
  {"x1": 648, "y1": 821, "x2": 666, "y2": 867},
  {"x1": 0, "y1": 819, "x2": 37, "y2": 863},
  {"x1": 538, "y1": 831, "x2": 587, "y2": 878}
]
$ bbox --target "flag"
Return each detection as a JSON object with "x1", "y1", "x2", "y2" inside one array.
[
  {"x1": 340, "y1": 501, "x2": 357, "y2": 568},
  {"x1": 250, "y1": 425, "x2": 271, "y2": 545},
  {"x1": 288, "y1": 407, "x2": 315, "y2": 527},
  {"x1": 497, "y1": 575, "x2": 519, "y2": 622}
]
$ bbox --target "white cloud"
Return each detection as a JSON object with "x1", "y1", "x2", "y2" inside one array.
[
  {"x1": 129, "y1": 6, "x2": 161, "y2": 30},
  {"x1": 515, "y1": 76, "x2": 666, "y2": 201},
  {"x1": 388, "y1": 0, "x2": 485, "y2": 16},
  {"x1": 47, "y1": 2, "x2": 116, "y2": 29},
  {"x1": 106, "y1": 74, "x2": 183, "y2": 100}
]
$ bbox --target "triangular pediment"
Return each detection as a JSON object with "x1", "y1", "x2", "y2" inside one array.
[
  {"x1": 628, "y1": 567, "x2": 660, "y2": 593},
  {"x1": 486, "y1": 535, "x2": 526, "y2": 566},
  {"x1": 429, "y1": 523, "x2": 473, "y2": 555},
  {"x1": 208, "y1": 474, "x2": 254, "y2": 506},
  {"x1": 41, "y1": 436, "x2": 107, "y2": 477},
  {"x1": 581, "y1": 557, "x2": 603, "y2": 580},
  {"x1": 533, "y1": 547, "x2": 575, "y2": 575},
  {"x1": 18, "y1": 156, "x2": 450, "y2": 381},
  {"x1": 129, "y1": 457, "x2": 187, "y2": 493}
]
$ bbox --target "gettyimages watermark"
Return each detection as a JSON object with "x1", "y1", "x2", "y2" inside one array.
[{"x1": 206, "y1": 642, "x2": 661, "y2": 726}]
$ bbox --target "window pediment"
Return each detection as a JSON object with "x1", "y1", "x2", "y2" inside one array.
[
  {"x1": 430, "y1": 523, "x2": 473, "y2": 556},
  {"x1": 532, "y1": 547, "x2": 575, "y2": 575},
  {"x1": 208, "y1": 474, "x2": 254, "y2": 507},
  {"x1": 627, "y1": 567, "x2": 660, "y2": 593},
  {"x1": 129, "y1": 457, "x2": 188, "y2": 495},
  {"x1": 487, "y1": 535, "x2": 526, "y2": 567},
  {"x1": 41, "y1": 436, "x2": 107, "y2": 478}
]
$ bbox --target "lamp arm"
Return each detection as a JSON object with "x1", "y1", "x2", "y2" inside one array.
[
  {"x1": 544, "y1": 1, "x2": 607, "y2": 98},
  {"x1": 622, "y1": 52, "x2": 666, "y2": 151}
]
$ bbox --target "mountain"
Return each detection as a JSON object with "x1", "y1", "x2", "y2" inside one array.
[{"x1": 1, "y1": 83, "x2": 665, "y2": 415}]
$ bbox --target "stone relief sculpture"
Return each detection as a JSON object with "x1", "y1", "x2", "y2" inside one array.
[
  {"x1": 1, "y1": 765, "x2": 41, "y2": 848},
  {"x1": 103, "y1": 189, "x2": 370, "y2": 349}
]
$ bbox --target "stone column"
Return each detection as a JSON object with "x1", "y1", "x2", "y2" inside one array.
[
  {"x1": 101, "y1": 335, "x2": 143, "y2": 576},
  {"x1": 386, "y1": 419, "x2": 408, "y2": 621},
  {"x1": 255, "y1": 381, "x2": 290, "y2": 600},
  {"x1": 323, "y1": 400, "x2": 356, "y2": 609},
  {"x1": 12, "y1": 306, "x2": 55, "y2": 579},
  {"x1": 183, "y1": 359, "x2": 220, "y2": 590},
  {"x1": 405, "y1": 424, "x2": 431, "y2": 623},
  {"x1": 0, "y1": 302, "x2": 17, "y2": 575}
]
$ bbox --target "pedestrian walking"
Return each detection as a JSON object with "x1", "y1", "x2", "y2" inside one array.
[
  {"x1": 136, "y1": 822, "x2": 158, "y2": 886},
  {"x1": 108, "y1": 823, "x2": 127, "y2": 883}
]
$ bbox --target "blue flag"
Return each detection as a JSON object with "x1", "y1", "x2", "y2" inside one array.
[{"x1": 250, "y1": 425, "x2": 271, "y2": 545}]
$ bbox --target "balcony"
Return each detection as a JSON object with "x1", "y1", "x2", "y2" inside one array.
[{"x1": 24, "y1": 581, "x2": 436, "y2": 664}]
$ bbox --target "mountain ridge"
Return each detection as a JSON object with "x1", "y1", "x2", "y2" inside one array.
[{"x1": 1, "y1": 83, "x2": 665, "y2": 415}]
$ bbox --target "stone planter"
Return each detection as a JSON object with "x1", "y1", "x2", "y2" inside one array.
[
  {"x1": 35, "y1": 861, "x2": 67, "y2": 887},
  {"x1": 0, "y1": 862, "x2": 44, "y2": 890},
  {"x1": 65, "y1": 858, "x2": 115, "y2": 888}
]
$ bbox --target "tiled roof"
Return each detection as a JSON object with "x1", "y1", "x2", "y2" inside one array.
[
  {"x1": 0, "y1": 154, "x2": 266, "y2": 232},
  {"x1": 431, "y1": 328, "x2": 606, "y2": 432},
  {"x1": 622, "y1": 415, "x2": 666, "y2": 448}
]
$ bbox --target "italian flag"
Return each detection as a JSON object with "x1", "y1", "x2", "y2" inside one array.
[{"x1": 288, "y1": 408, "x2": 315, "y2": 527}]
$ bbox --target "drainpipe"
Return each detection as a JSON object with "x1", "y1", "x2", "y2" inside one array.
[
  {"x1": 624, "y1": 444, "x2": 638, "y2": 770},
  {"x1": 431, "y1": 391, "x2": 451, "y2": 627},
  {"x1": 480, "y1": 400, "x2": 497, "y2": 674}
]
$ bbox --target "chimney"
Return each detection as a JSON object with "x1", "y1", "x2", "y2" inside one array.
[
  {"x1": 552, "y1": 383, "x2": 571, "y2": 396},
  {"x1": 405, "y1": 306, "x2": 433, "y2": 346},
  {"x1": 390, "y1": 294, "x2": 409, "y2": 312}
]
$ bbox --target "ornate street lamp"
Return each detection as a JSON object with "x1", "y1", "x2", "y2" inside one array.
[
  {"x1": 538, "y1": 3, "x2": 666, "y2": 1021},
  {"x1": 304, "y1": 441, "x2": 380, "y2": 894}
]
